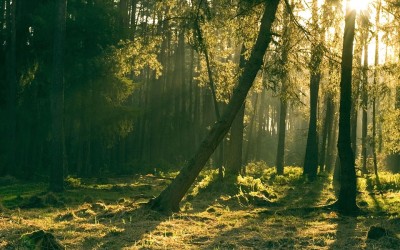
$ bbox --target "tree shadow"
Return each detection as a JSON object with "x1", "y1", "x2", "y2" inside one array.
[
  {"x1": 89, "y1": 205, "x2": 167, "y2": 249},
  {"x1": 199, "y1": 204, "x2": 340, "y2": 249},
  {"x1": 330, "y1": 216, "x2": 360, "y2": 249},
  {"x1": 363, "y1": 175, "x2": 388, "y2": 213},
  {"x1": 274, "y1": 174, "x2": 333, "y2": 209}
]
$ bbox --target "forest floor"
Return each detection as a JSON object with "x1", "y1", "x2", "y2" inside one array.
[{"x1": 0, "y1": 165, "x2": 400, "y2": 249}]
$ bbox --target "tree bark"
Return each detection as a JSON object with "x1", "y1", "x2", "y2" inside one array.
[
  {"x1": 244, "y1": 93, "x2": 259, "y2": 165},
  {"x1": 303, "y1": 60, "x2": 322, "y2": 180},
  {"x1": 5, "y1": 0, "x2": 17, "y2": 176},
  {"x1": 326, "y1": 96, "x2": 337, "y2": 173},
  {"x1": 337, "y1": 3, "x2": 359, "y2": 214},
  {"x1": 49, "y1": 0, "x2": 67, "y2": 192},
  {"x1": 275, "y1": 2, "x2": 291, "y2": 175},
  {"x1": 303, "y1": 0, "x2": 324, "y2": 180},
  {"x1": 319, "y1": 96, "x2": 331, "y2": 172},
  {"x1": 227, "y1": 103, "x2": 245, "y2": 176},
  {"x1": 256, "y1": 88, "x2": 267, "y2": 160},
  {"x1": 227, "y1": 45, "x2": 247, "y2": 176},
  {"x1": 372, "y1": 0, "x2": 381, "y2": 180},
  {"x1": 276, "y1": 96, "x2": 287, "y2": 175},
  {"x1": 361, "y1": 22, "x2": 369, "y2": 174},
  {"x1": 148, "y1": 0, "x2": 280, "y2": 213},
  {"x1": 194, "y1": 15, "x2": 225, "y2": 178},
  {"x1": 351, "y1": 31, "x2": 362, "y2": 155}
]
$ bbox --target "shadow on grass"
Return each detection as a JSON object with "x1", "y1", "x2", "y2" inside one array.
[
  {"x1": 274, "y1": 174, "x2": 331, "y2": 208},
  {"x1": 0, "y1": 175, "x2": 172, "y2": 249},
  {"x1": 87, "y1": 205, "x2": 167, "y2": 249},
  {"x1": 180, "y1": 170, "x2": 341, "y2": 249},
  {"x1": 330, "y1": 216, "x2": 361, "y2": 249},
  {"x1": 200, "y1": 204, "x2": 339, "y2": 249},
  {"x1": 185, "y1": 168, "x2": 334, "y2": 216}
]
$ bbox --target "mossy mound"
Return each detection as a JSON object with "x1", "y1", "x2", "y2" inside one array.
[{"x1": 19, "y1": 230, "x2": 64, "y2": 250}]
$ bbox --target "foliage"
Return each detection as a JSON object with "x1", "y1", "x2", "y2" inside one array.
[
  {"x1": 366, "y1": 172, "x2": 400, "y2": 192},
  {"x1": 382, "y1": 109, "x2": 400, "y2": 154}
]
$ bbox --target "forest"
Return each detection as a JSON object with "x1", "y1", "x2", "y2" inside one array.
[{"x1": 0, "y1": 0, "x2": 400, "y2": 249}]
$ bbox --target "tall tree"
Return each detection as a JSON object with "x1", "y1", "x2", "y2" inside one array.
[
  {"x1": 49, "y1": 0, "x2": 67, "y2": 192},
  {"x1": 193, "y1": 9, "x2": 225, "y2": 179},
  {"x1": 148, "y1": 0, "x2": 280, "y2": 213},
  {"x1": 337, "y1": 0, "x2": 359, "y2": 214},
  {"x1": 5, "y1": 0, "x2": 17, "y2": 176},
  {"x1": 361, "y1": 13, "x2": 370, "y2": 174},
  {"x1": 303, "y1": 0, "x2": 323, "y2": 180},
  {"x1": 275, "y1": 1, "x2": 291, "y2": 175},
  {"x1": 226, "y1": 45, "x2": 247, "y2": 176},
  {"x1": 371, "y1": 0, "x2": 381, "y2": 180}
]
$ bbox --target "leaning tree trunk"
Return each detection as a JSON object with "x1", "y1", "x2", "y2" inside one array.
[
  {"x1": 49, "y1": 0, "x2": 67, "y2": 192},
  {"x1": 337, "y1": 3, "x2": 359, "y2": 214},
  {"x1": 148, "y1": 0, "x2": 280, "y2": 213}
]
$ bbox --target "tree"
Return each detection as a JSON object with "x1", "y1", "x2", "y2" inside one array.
[
  {"x1": 303, "y1": 0, "x2": 324, "y2": 180},
  {"x1": 336, "y1": 1, "x2": 359, "y2": 214},
  {"x1": 371, "y1": 0, "x2": 381, "y2": 181},
  {"x1": 49, "y1": 0, "x2": 67, "y2": 192},
  {"x1": 4, "y1": 0, "x2": 17, "y2": 176},
  {"x1": 275, "y1": 1, "x2": 291, "y2": 175},
  {"x1": 360, "y1": 12, "x2": 370, "y2": 174},
  {"x1": 226, "y1": 45, "x2": 247, "y2": 176},
  {"x1": 148, "y1": 0, "x2": 281, "y2": 213}
]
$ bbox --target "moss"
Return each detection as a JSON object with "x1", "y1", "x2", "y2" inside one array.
[{"x1": 19, "y1": 230, "x2": 64, "y2": 250}]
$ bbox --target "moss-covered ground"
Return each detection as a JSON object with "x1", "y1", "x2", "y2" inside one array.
[{"x1": 0, "y1": 164, "x2": 399, "y2": 249}]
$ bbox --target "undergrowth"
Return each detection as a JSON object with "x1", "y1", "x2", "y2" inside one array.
[{"x1": 0, "y1": 162, "x2": 399, "y2": 249}]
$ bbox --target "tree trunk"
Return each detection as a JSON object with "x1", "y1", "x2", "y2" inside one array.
[
  {"x1": 227, "y1": 103, "x2": 245, "y2": 176},
  {"x1": 303, "y1": 0, "x2": 323, "y2": 180},
  {"x1": 130, "y1": 0, "x2": 137, "y2": 39},
  {"x1": 244, "y1": 93, "x2": 259, "y2": 165},
  {"x1": 276, "y1": 97, "x2": 287, "y2": 175},
  {"x1": 275, "y1": 1, "x2": 291, "y2": 175},
  {"x1": 319, "y1": 95, "x2": 333, "y2": 172},
  {"x1": 372, "y1": 0, "x2": 381, "y2": 180},
  {"x1": 326, "y1": 97, "x2": 338, "y2": 173},
  {"x1": 148, "y1": 0, "x2": 280, "y2": 213},
  {"x1": 351, "y1": 32, "x2": 362, "y2": 155},
  {"x1": 337, "y1": 4, "x2": 358, "y2": 214},
  {"x1": 194, "y1": 16, "x2": 225, "y2": 178},
  {"x1": 227, "y1": 45, "x2": 247, "y2": 176},
  {"x1": 361, "y1": 24, "x2": 369, "y2": 174},
  {"x1": 49, "y1": 0, "x2": 67, "y2": 192},
  {"x1": 303, "y1": 62, "x2": 322, "y2": 180},
  {"x1": 256, "y1": 88, "x2": 267, "y2": 160},
  {"x1": 5, "y1": 0, "x2": 17, "y2": 176}
]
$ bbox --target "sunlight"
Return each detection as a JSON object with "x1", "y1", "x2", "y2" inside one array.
[{"x1": 348, "y1": 0, "x2": 371, "y2": 12}]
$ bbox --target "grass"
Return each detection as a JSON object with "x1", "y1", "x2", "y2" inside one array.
[{"x1": 0, "y1": 164, "x2": 399, "y2": 249}]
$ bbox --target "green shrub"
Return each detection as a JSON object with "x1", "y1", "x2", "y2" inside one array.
[
  {"x1": 367, "y1": 172, "x2": 400, "y2": 192},
  {"x1": 65, "y1": 176, "x2": 81, "y2": 188}
]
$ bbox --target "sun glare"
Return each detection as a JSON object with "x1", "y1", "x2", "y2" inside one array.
[{"x1": 348, "y1": 0, "x2": 371, "y2": 12}]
